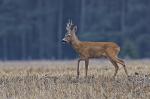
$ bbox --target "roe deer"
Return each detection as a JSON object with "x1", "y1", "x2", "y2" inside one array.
[{"x1": 62, "y1": 20, "x2": 128, "y2": 78}]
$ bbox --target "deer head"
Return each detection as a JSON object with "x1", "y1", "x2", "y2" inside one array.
[{"x1": 62, "y1": 20, "x2": 77, "y2": 43}]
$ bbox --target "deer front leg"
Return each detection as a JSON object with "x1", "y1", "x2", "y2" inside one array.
[
  {"x1": 77, "y1": 59, "x2": 81, "y2": 78},
  {"x1": 85, "y1": 59, "x2": 89, "y2": 78}
]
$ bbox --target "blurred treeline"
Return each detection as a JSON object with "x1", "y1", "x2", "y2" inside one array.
[{"x1": 0, "y1": 0, "x2": 149, "y2": 60}]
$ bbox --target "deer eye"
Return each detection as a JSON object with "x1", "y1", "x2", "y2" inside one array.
[
  {"x1": 66, "y1": 34, "x2": 71, "y2": 37},
  {"x1": 68, "y1": 34, "x2": 71, "y2": 36}
]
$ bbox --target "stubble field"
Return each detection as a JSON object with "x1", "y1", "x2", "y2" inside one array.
[{"x1": 0, "y1": 59, "x2": 150, "y2": 99}]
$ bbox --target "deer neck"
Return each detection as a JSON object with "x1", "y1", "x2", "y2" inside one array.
[{"x1": 71, "y1": 33, "x2": 80, "y2": 49}]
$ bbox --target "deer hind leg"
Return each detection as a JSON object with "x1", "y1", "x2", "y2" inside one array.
[
  {"x1": 110, "y1": 56, "x2": 128, "y2": 77},
  {"x1": 85, "y1": 59, "x2": 89, "y2": 77},
  {"x1": 105, "y1": 49, "x2": 128, "y2": 77},
  {"x1": 116, "y1": 58, "x2": 128, "y2": 77},
  {"x1": 109, "y1": 59, "x2": 119, "y2": 78}
]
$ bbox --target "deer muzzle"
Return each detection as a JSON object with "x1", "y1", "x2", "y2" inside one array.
[{"x1": 62, "y1": 38, "x2": 67, "y2": 43}]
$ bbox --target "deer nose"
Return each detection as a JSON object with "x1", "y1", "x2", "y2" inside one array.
[{"x1": 62, "y1": 38, "x2": 66, "y2": 43}]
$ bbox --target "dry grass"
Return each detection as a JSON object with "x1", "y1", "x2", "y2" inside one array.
[{"x1": 0, "y1": 59, "x2": 150, "y2": 99}]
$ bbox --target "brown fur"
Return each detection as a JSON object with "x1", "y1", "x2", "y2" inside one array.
[{"x1": 62, "y1": 21, "x2": 128, "y2": 78}]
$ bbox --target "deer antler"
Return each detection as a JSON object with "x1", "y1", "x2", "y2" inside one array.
[
  {"x1": 70, "y1": 19, "x2": 73, "y2": 25},
  {"x1": 66, "y1": 19, "x2": 73, "y2": 31}
]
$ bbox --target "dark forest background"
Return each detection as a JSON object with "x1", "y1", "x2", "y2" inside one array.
[{"x1": 0, "y1": 0, "x2": 150, "y2": 60}]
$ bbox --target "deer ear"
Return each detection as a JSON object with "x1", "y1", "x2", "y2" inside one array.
[{"x1": 73, "y1": 26, "x2": 77, "y2": 32}]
